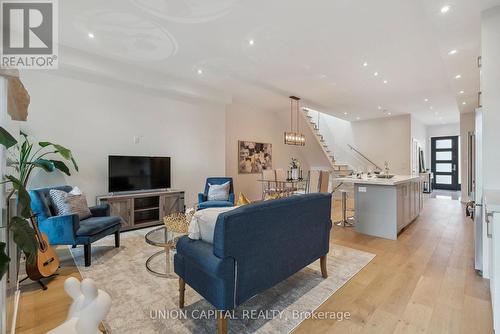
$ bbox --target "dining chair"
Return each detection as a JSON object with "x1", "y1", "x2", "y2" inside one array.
[
  {"x1": 308, "y1": 170, "x2": 321, "y2": 193},
  {"x1": 261, "y1": 169, "x2": 277, "y2": 199},
  {"x1": 275, "y1": 168, "x2": 296, "y2": 196}
]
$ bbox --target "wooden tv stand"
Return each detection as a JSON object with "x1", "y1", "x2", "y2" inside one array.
[{"x1": 96, "y1": 190, "x2": 185, "y2": 232}]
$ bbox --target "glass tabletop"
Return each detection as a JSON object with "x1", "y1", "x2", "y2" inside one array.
[
  {"x1": 145, "y1": 226, "x2": 180, "y2": 247},
  {"x1": 256, "y1": 179, "x2": 309, "y2": 183}
]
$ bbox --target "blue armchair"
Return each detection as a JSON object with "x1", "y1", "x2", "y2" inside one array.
[
  {"x1": 175, "y1": 193, "x2": 332, "y2": 333},
  {"x1": 197, "y1": 177, "x2": 235, "y2": 210},
  {"x1": 29, "y1": 185, "x2": 122, "y2": 267}
]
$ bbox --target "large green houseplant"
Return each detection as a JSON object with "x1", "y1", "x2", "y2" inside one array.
[{"x1": 0, "y1": 127, "x2": 78, "y2": 280}]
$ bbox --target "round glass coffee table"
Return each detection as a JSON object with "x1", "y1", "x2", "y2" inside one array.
[{"x1": 145, "y1": 226, "x2": 183, "y2": 278}]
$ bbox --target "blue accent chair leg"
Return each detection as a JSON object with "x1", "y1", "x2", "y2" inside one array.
[
  {"x1": 84, "y1": 244, "x2": 91, "y2": 267},
  {"x1": 115, "y1": 231, "x2": 120, "y2": 248}
]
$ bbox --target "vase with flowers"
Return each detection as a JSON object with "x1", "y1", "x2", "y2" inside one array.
[{"x1": 289, "y1": 158, "x2": 300, "y2": 180}]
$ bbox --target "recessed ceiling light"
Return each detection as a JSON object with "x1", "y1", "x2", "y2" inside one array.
[
  {"x1": 430, "y1": 106, "x2": 434, "y2": 110},
  {"x1": 448, "y1": 49, "x2": 457, "y2": 55},
  {"x1": 374, "y1": 72, "x2": 379, "y2": 76},
  {"x1": 459, "y1": 90, "x2": 465, "y2": 94},
  {"x1": 378, "y1": 106, "x2": 382, "y2": 110},
  {"x1": 88, "y1": 33, "x2": 95, "y2": 39},
  {"x1": 455, "y1": 74, "x2": 462, "y2": 79},
  {"x1": 383, "y1": 80, "x2": 388, "y2": 84},
  {"x1": 344, "y1": 112, "x2": 348, "y2": 115},
  {"x1": 197, "y1": 69, "x2": 203, "y2": 75},
  {"x1": 440, "y1": 5, "x2": 451, "y2": 14},
  {"x1": 424, "y1": 98, "x2": 429, "y2": 102},
  {"x1": 248, "y1": 39, "x2": 255, "y2": 45},
  {"x1": 387, "y1": 112, "x2": 392, "y2": 115},
  {"x1": 462, "y1": 101, "x2": 467, "y2": 105},
  {"x1": 356, "y1": 117, "x2": 361, "y2": 120},
  {"x1": 363, "y1": 62, "x2": 368, "y2": 67}
]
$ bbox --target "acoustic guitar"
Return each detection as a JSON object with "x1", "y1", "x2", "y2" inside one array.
[{"x1": 25, "y1": 215, "x2": 60, "y2": 281}]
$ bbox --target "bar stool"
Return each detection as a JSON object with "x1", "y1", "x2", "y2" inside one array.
[{"x1": 336, "y1": 190, "x2": 355, "y2": 227}]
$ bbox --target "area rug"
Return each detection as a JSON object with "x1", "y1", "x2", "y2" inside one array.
[{"x1": 70, "y1": 228, "x2": 375, "y2": 334}]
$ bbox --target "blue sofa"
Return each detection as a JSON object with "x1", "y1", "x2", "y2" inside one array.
[
  {"x1": 29, "y1": 185, "x2": 122, "y2": 267},
  {"x1": 197, "y1": 177, "x2": 235, "y2": 210},
  {"x1": 175, "y1": 193, "x2": 332, "y2": 333}
]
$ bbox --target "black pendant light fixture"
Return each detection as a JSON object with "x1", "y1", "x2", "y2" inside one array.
[{"x1": 284, "y1": 96, "x2": 306, "y2": 146}]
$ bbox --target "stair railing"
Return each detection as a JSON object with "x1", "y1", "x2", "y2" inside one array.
[{"x1": 347, "y1": 144, "x2": 382, "y2": 171}]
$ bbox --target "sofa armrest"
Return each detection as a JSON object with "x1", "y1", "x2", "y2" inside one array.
[
  {"x1": 198, "y1": 193, "x2": 207, "y2": 203},
  {"x1": 89, "y1": 203, "x2": 110, "y2": 217},
  {"x1": 39, "y1": 214, "x2": 80, "y2": 245},
  {"x1": 174, "y1": 236, "x2": 235, "y2": 310},
  {"x1": 176, "y1": 237, "x2": 231, "y2": 275},
  {"x1": 228, "y1": 193, "x2": 235, "y2": 205}
]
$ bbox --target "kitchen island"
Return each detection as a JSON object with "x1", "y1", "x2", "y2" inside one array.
[{"x1": 334, "y1": 175, "x2": 423, "y2": 240}]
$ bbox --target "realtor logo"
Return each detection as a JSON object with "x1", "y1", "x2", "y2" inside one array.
[{"x1": 1, "y1": 0, "x2": 58, "y2": 69}]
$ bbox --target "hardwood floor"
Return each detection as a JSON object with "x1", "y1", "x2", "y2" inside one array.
[
  {"x1": 15, "y1": 248, "x2": 82, "y2": 334},
  {"x1": 296, "y1": 196, "x2": 493, "y2": 334},
  {"x1": 15, "y1": 195, "x2": 493, "y2": 333}
]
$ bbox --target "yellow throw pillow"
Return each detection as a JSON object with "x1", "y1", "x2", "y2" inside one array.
[{"x1": 236, "y1": 192, "x2": 251, "y2": 206}]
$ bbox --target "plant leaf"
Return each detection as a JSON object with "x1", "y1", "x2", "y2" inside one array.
[
  {"x1": 38, "y1": 141, "x2": 78, "y2": 171},
  {"x1": 0, "y1": 242, "x2": 10, "y2": 281},
  {"x1": 5, "y1": 175, "x2": 32, "y2": 218},
  {"x1": 50, "y1": 160, "x2": 71, "y2": 176},
  {"x1": 52, "y1": 144, "x2": 71, "y2": 159},
  {"x1": 0, "y1": 127, "x2": 17, "y2": 149},
  {"x1": 71, "y1": 156, "x2": 79, "y2": 172},
  {"x1": 9, "y1": 216, "x2": 37, "y2": 261},
  {"x1": 30, "y1": 159, "x2": 55, "y2": 172}
]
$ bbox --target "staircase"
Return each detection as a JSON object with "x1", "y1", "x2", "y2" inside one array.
[{"x1": 301, "y1": 108, "x2": 353, "y2": 177}]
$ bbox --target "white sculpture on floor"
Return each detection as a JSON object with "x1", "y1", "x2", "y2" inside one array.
[{"x1": 47, "y1": 277, "x2": 111, "y2": 334}]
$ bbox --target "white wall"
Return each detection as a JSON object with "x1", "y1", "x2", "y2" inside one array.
[
  {"x1": 351, "y1": 115, "x2": 411, "y2": 174},
  {"x1": 482, "y1": 6, "x2": 500, "y2": 190},
  {"x1": 460, "y1": 112, "x2": 475, "y2": 202},
  {"x1": 225, "y1": 102, "x2": 330, "y2": 201},
  {"x1": 426, "y1": 123, "x2": 460, "y2": 138},
  {"x1": 20, "y1": 71, "x2": 226, "y2": 207}
]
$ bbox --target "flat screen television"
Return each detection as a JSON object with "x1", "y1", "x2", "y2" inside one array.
[{"x1": 108, "y1": 155, "x2": 171, "y2": 193}]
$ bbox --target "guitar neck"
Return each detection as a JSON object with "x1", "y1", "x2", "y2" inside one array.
[{"x1": 29, "y1": 213, "x2": 45, "y2": 249}]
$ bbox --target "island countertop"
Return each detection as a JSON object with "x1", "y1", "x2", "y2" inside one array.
[{"x1": 333, "y1": 175, "x2": 420, "y2": 186}]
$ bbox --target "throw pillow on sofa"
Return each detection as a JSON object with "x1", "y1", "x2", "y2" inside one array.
[
  {"x1": 188, "y1": 206, "x2": 237, "y2": 243},
  {"x1": 207, "y1": 181, "x2": 230, "y2": 201},
  {"x1": 236, "y1": 192, "x2": 251, "y2": 206},
  {"x1": 49, "y1": 187, "x2": 92, "y2": 220}
]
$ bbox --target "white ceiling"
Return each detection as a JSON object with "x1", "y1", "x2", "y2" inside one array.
[{"x1": 59, "y1": 0, "x2": 500, "y2": 125}]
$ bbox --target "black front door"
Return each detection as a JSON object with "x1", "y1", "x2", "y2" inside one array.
[{"x1": 431, "y1": 136, "x2": 460, "y2": 190}]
